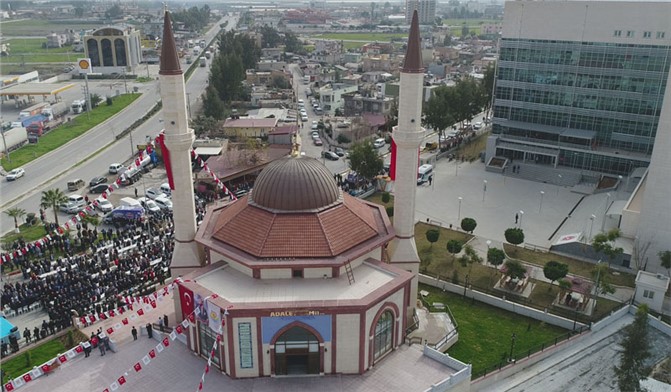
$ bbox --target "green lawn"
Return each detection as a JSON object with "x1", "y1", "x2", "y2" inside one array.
[
  {"x1": 3, "y1": 38, "x2": 78, "y2": 63},
  {"x1": 2, "y1": 94, "x2": 141, "y2": 171},
  {"x1": 420, "y1": 284, "x2": 568, "y2": 376},
  {"x1": 2, "y1": 223, "x2": 48, "y2": 244},
  {"x1": 1, "y1": 330, "x2": 87, "y2": 384},
  {"x1": 314, "y1": 32, "x2": 407, "y2": 41},
  {"x1": 503, "y1": 244, "x2": 636, "y2": 287},
  {"x1": 0, "y1": 19, "x2": 100, "y2": 36},
  {"x1": 442, "y1": 18, "x2": 500, "y2": 27}
]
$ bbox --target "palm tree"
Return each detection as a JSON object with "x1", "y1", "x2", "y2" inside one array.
[
  {"x1": 4, "y1": 207, "x2": 26, "y2": 233},
  {"x1": 40, "y1": 188, "x2": 67, "y2": 226}
]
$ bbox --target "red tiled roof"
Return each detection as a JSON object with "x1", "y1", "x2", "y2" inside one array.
[{"x1": 209, "y1": 194, "x2": 382, "y2": 259}]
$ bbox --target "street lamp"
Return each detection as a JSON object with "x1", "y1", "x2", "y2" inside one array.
[
  {"x1": 482, "y1": 180, "x2": 488, "y2": 202},
  {"x1": 539, "y1": 191, "x2": 545, "y2": 213},
  {"x1": 458, "y1": 197, "x2": 463, "y2": 222},
  {"x1": 509, "y1": 333, "x2": 517, "y2": 362},
  {"x1": 519, "y1": 210, "x2": 524, "y2": 230},
  {"x1": 601, "y1": 193, "x2": 611, "y2": 232},
  {"x1": 589, "y1": 214, "x2": 596, "y2": 241}
]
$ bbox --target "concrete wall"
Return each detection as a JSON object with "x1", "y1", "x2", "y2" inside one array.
[
  {"x1": 419, "y1": 274, "x2": 588, "y2": 330},
  {"x1": 423, "y1": 345, "x2": 472, "y2": 392},
  {"x1": 335, "y1": 313, "x2": 360, "y2": 373}
]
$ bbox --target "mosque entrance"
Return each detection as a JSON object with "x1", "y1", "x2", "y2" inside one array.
[{"x1": 273, "y1": 326, "x2": 320, "y2": 375}]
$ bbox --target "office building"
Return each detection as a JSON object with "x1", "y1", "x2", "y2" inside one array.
[{"x1": 405, "y1": 0, "x2": 436, "y2": 25}]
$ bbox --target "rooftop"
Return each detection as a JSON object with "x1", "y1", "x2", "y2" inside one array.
[
  {"x1": 195, "y1": 260, "x2": 401, "y2": 306},
  {"x1": 222, "y1": 117, "x2": 278, "y2": 128}
]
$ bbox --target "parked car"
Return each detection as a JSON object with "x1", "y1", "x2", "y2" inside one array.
[
  {"x1": 6, "y1": 168, "x2": 25, "y2": 181},
  {"x1": 89, "y1": 176, "x2": 107, "y2": 187},
  {"x1": 67, "y1": 179, "x2": 85, "y2": 191},
  {"x1": 311, "y1": 131, "x2": 320, "y2": 139},
  {"x1": 154, "y1": 196, "x2": 173, "y2": 211},
  {"x1": 313, "y1": 138, "x2": 323, "y2": 146},
  {"x1": 301, "y1": 114, "x2": 308, "y2": 122},
  {"x1": 474, "y1": 121, "x2": 483, "y2": 130},
  {"x1": 89, "y1": 183, "x2": 110, "y2": 194},
  {"x1": 373, "y1": 138, "x2": 386, "y2": 148},
  {"x1": 94, "y1": 198, "x2": 113, "y2": 213},
  {"x1": 108, "y1": 163, "x2": 124, "y2": 174},
  {"x1": 137, "y1": 197, "x2": 161, "y2": 214},
  {"x1": 334, "y1": 147, "x2": 345, "y2": 157},
  {"x1": 145, "y1": 188, "x2": 166, "y2": 200},
  {"x1": 322, "y1": 151, "x2": 339, "y2": 161},
  {"x1": 160, "y1": 183, "x2": 172, "y2": 197}
]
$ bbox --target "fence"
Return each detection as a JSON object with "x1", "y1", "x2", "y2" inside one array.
[
  {"x1": 471, "y1": 325, "x2": 590, "y2": 380},
  {"x1": 422, "y1": 345, "x2": 472, "y2": 392},
  {"x1": 419, "y1": 274, "x2": 590, "y2": 331},
  {"x1": 405, "y1": 307, "x2": 420, "y2": 335}
]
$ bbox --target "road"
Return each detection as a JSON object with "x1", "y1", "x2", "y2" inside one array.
[{"x1": 0, "y1": 16, "x2": 235, "y2": 233}]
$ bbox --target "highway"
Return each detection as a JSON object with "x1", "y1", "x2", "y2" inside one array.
[{"x1": 0, "y1": 16, "x2": 235, "y2": 233}]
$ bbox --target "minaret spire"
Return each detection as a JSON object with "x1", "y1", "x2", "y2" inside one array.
[
  {"x1": 159, "y1": 10, "x2": 203, "y2": 278},
  {"x1": 388, "y1": 10, "x2": 425, "y2": 313}
]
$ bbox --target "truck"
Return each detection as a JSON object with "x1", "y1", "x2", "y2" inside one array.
[
  {"x1": 21, "y1": 114, "x2": 47, "y2": 128},
  {"x1": 26, "y1": 117, "x2": 63, "y2": 137},
  {"x1": 0, "y1": 127, "x2": 29, "y2": 152},
  {"x1": 41, "y1": 102, "x2": 69, "y2": 121},
  {"x1": 18, "y1": 102, "x2": 51, "y2": 120},
  {"x1": 71, "y1": 99, "x2": 86, "y2": 114},
  {"x1": 199, "y1": 57, "x2": 207, "y2": 67}
]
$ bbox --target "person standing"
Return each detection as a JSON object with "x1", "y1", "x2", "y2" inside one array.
[
  {"x1": 158, "y1": 317, "x2": 164, "y2": 331},
  {"x1": 163, "y1": 314, "x2": 169, "y2": 329},
  {"x1": 146, "y1": 323, "x2": 153, "y2": 339},
  {"x1": 98, "y1": 340, "x2": 106, "y2": 356},
  {"x1": 131, "y1": 326, "x2": 138, "y2": 341},
  {"x1": 23, "y1": 327, "x2": 31, "y2": 344}
]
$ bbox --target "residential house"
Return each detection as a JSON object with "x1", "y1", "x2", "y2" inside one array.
[{"x1": 222, "y1": 117, "x2": 278, "y2": 138}]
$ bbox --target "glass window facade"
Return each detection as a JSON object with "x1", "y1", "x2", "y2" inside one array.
[
  {"x1": 198, "y1": 322, "x2": 222, "y2": 368},
  {"x1": 373, "y1": 311, "x2": 393, "y2": 362},
  {"x1": 493, "y1": 38, "x2": 671, "y2": 174}
]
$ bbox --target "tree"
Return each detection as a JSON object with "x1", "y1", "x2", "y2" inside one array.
[
  {"x1": 462, "y1": 244, "x2": 482, "y2": 272},
  {"x1": 90, "y1": 94, "x2": 103, "y2": 108},
  {"x1": 592, "y1": 229, "x2": 624, "y2": 267},
  {"x1": 74, "y1": 6, "x2": 84, "y2": 18},
  {"x1": 191, "y1": 115, "x2": 219, "y2": 137},
  {"x1": 481, "y1": 63, "x2": 496, "y2": 117},
  {"x1": 504, "y1": 228, "x2": 524, "y2": 246},
  {"x1": 558, "y1": 279, "x2": 572, "y2": 295},
  {"x1": 260, "y1": 25, "x2": 281, "y2": 48},
  {"x1": 461, "y1": 24, "x2": 469, "y2": 37},
  {"x1": 487, "y1": 248, "x2": 505, "y2": 271},
  {"x1": 446, "y1": 240, "x2": 463, "y2": 264},
  {"x1": 592, "y1": 263, "x2": 616, "y2": 297},
  {"x1": 202, "y1": 85, "x2": 227, "y2": 120},
  {"x1": 40, "y1": 189, "x2": 67, "y2": 226},
  {"x1": 422, "y1": 85, "x2": 456, "y2": 148},
  {"x1": 614, "y1": 305, "x2": 651, "y2": 392},
  {"x1": 348, "y1": 140, "x2": 383, "y2": 181},
  {"x1": 385, "y1": 206, "x2": 394, "y2": 217},
  {"x1": 543, "y1": 261, "x2": 569, "y2": 289},
  {"x1": 426, "y1": 229, "x2": 440, "y2": 248},
  {"x1": 503, "y1": 260, "x2": 527, "y2": 280},
  {"x1": 4, "y1": 207, "x2": 26, "y2": 233},
  {"x1": 443, "y1": 34, "x2": 452, "y2": 47},
  {"x1": 105, "y1": 4, "x2": 123, "y2": 19},
  {"x1": 381, "y1": 192, "x2": 391, "y2": 204},
  {"x1": 658, "y1": 250, "x2": 671, "y2": 277},
  {"x1": 271, "y1": 75, "x2": 289, "y2": 89},
  {"x1": 460, "y1": 217, "x2": 477, "y2": 233}
]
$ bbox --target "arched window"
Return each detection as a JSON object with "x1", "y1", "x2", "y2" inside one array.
[
  {"x1": 373, "y1": 311, "x2": 393, "y2": 362},
  {"x1": 114, "y1": 38, "x2": 127, "y2": 66},
  {"x1": 87, "y1": 39, "x2": 100, "y2": 67},
  {"x1": 101, "y1": 39, "x2": 114, "y2": 66}
]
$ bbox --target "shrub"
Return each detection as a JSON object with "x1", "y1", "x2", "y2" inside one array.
[
  {"x1": 425, "y1": 229, "x2": 440, "y2": 247},
  {"x1": 381, "y1": 192, "x2": 390, "y2": 204},
  {"x1": 461, "y1": 217, "x2": 477, "y2": 233},
  {"x1": 336, "y1": 134, "x2": 351, "y2": 144},
  {"x1": 385, "y1": 206, "x2": 394, "y2": 217},
  {"x1": 504, "y1": 228, "x2": 525, "y2": 246},
  {"x1": 106, "y1": 96, "x2": 113, "y2": 106}
]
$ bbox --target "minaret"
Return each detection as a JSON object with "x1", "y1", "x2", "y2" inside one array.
[
  {"x1": 389, "y1": 11, "x2": 424, "y2": 311},
  {"x1": 159, "y1": 11, "x2": 203, "y2": 275}
]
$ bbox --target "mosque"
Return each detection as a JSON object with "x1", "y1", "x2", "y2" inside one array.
[{"x1": 159, "y1": 9, "x2": 426, "y2": 378}]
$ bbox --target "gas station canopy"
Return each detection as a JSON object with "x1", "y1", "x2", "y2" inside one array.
[{"x1": 0, "y1": 83, "x2": 76, "y2": 97}]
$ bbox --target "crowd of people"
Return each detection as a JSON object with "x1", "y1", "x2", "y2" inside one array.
[{"x1": 0, "y1": 214, "x2": 176, "y2": 358}]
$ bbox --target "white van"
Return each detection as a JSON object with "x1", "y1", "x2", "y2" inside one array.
[
  {"x1": 60, "y1": 194, "x2": 86, "y2": 214},
  {"x1": 120, "y1": 197, "x2": 142, "y2": 208},
  {"x1": 417, "y1": 164, "x2": 434, "y2": 185}
]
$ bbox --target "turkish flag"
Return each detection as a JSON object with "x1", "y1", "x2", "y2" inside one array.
[
  {"x1": 137, "y1": 308, "x2": 144, "y2": 316},
  {"x1": 122, "y1": 318, "x2": 129, "y2": 325},
  {"x1": 118, "y1": 376, "x2": 126, "y2": 385},
  {"x1": 106, "y1": 327, "x2": 114, "y2": 335},
  {"x1": 188, "y1": 314, "x2": 195, "y2": 323},
  {"x1": 89, "y1": 315, "x2": 96, "y2": 323},
  {"x1": 58, "y1": 355, "x2": 67, "y2": 363},
  {"x1": 75, "y1": 345, "x2": 84, "y2": 353},
  {"x1": 5, "y1": 382, "x2": 14, "y2": 391},
  {"x1": 150, "y1": 301, "x2": 157, "y2": 309},
  {"x1": 389, "y1": 138, "x2": 397, "y2": 180},
  {"x1": 134, "y1": 362, "x2": 142, "y2": 372},
  {"x1": 41, "y1": 364, "x2": 50, "y2": 373},
  {"x1": 109, "y1": 310, "x2": 115, "y2": 317},
  {"x1": 157, "y1": 133, "x2": 175, "y2": 189},
  {"x1": 22, "y1": 374, "x2": 31, "y2": 383},
  {"x1": 80, "y1": 317, "x2": 87, "y2": 325},
  {"x1": 91, "y1": 337, "x2": 99, "y2": 346},
  {"x1": 162, "y1": 337, "x2": 170, "y2": 347},
  {"x1": 179, "y1": 284, "x2": 194, "y2": 322},
  {"x1": 149, "y1": 349, "x2": 156, "y2": 358},
  {"x1": 176, "y1": 325, "x2": 183, "y2": 334}
]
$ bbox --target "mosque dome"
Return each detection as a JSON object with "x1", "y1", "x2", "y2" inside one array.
[{"x1": 248, "y1": 157, "x2": 342, "y2": 213}]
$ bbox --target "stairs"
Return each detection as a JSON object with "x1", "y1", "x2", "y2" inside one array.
[{"x1": 345, "y1": 260, "x2": 355, "y2": 285}]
